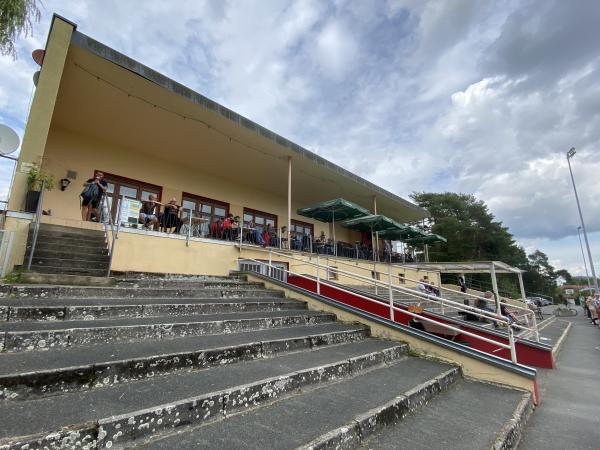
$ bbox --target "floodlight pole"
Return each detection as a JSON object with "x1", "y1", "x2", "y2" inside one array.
[
  {"x1": 567, "y1": 148, "x2": 599, "y2": 293},
  {"x1": 577, "y1": 226, "x2": 592, "y2": 289}
]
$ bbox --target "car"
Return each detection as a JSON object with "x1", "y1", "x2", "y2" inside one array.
[{"x1": 526, "y1": 297, "x2": 553, "y2": 307}]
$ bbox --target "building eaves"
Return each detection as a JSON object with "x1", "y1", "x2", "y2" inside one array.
[{"x1": 68, "y1": 27, "x2": 429, "y2": 219}]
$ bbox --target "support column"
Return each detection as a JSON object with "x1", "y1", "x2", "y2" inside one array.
[
  {"x1": 287, "y1": 156, "x2": 292, "y2": 246},
  {"x1": 373, "y1": 195, "x2": 379, "y2": 261},
  {"x1": 490, "y1": 262, "x2": 501, "y2": 315},
  {"x1": 8, "y1": 16, "x2": 75, "y2": 212},
  {"x1": 517, "y1": 271, "x2": 526, "y2": 303}
]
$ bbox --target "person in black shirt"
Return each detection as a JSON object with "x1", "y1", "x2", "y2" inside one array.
[
  {"x1": 81, "y1": 171, "x2": 108, "y2": 221},
  {"x1": 139, "y1": 194, "x2": 160, "y2": 230}
]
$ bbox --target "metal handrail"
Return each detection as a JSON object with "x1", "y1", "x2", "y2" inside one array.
[
  {"x1": 257, "y1": 248, "x2": 540, "y2": 342},
  {"x1": 336, "y1": 256, "x2": 534, "y2": 315},
  {"x1": 241, "y1": 256, "x2": 518, "y2": 363},
  {"x1": 254, "y1": 248, "x2": 525, "y2": 330},
  {"x1": 101, "y1": 194, "x2": 117, "y2": 277},
  {"x1": 26, "y1": 180, "x2": 46, "y2": 270}
]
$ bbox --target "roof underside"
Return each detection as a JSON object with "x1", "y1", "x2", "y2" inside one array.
[
  {"x1": 51, "y1": 29, "x2": 429, "y2": 224},
  {"x1": 398, "y1": 261, "x2": 523, "y2": 274}
]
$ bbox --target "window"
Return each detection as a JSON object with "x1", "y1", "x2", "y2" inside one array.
[
  {"x1": 96, "y1": 171, "x2": 162, "y2": 221},
  {"x1": 182, "y1": 192, "x2": 229, "y2": 226},
  {"x1": 291, "y1": 219, "x2": 314, "y2": 238},
  {"x1": 243, "y1": 208, "x2": 277, "y2": 229},
  {"x1": 371, "y1": 271, "x2": 380, "y2": 280},
  {"x1": 398, "y1": 273, "x2": 405, "y2": 284}
]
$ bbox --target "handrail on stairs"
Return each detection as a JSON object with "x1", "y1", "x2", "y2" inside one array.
[
  {"x1": 240, "y1": 254, "x2": 520, "y2": 364},
  {"x1": 239, "y1": 247, "x2": 539, "y2": 341}
]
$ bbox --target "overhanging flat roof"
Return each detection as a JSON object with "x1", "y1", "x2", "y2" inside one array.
[
  {"x1": 396, "y1": 261, "x2": 523, "y2": 274},
  {"x1": 49, "y1": 20, "x2": 429, "y2": 223}
]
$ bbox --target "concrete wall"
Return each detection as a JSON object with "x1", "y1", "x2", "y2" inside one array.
[{"x1": 39, "y1": 126, "x2": 359, "y2": 245}]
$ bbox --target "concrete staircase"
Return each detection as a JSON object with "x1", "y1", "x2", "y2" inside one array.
[
  {"x1": 0, "y1": 274, "x2": 532, "y2": 449},
  {"x1": 24, "y1": 223, "x2": 110, "y2": 277}
]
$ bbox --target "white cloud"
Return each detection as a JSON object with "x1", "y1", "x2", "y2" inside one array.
[{"x1": 2, "y1": 0, "x2": 600, "y2": 277}]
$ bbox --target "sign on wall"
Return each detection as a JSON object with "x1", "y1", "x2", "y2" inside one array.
[{"x1": 120, "y1": 198, "x2": 141, "y2": 226}]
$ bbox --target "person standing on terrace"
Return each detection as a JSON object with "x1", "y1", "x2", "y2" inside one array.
[{"x1": 80, "y1": 171, "x2": 108, "y2": 222}]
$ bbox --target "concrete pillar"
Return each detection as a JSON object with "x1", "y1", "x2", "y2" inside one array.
[
  {"x1": 372, "y1": 195, "x2": 378, "y2": 261},
  {"x1": 490, "y1": 262, "x2": 501, "y2": 314},
  {"x1": 287, "y1": 156, "x2": 292, "y2": 245},
  {"x1": 8, "y1": 16, "x2": 75, "y2": 212}
]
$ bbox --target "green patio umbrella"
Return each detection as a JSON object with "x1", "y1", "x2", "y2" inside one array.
[
  {"x1": 297, "y1": 198, "x2": 370, "y2": 255},
  {"x1": 403, "y1": 233, "x2": 447, "y2": 245},
  {"x1": 403, "y1": 233, "x2": 447, "y2": 262},
  {"x1": 378, "y1": 225, "x2": 426, "y2": 241},
  {"x1": 342, "y1": 214, "x2": 405, "y2": 260}
]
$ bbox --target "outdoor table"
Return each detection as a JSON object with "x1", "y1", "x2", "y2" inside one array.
[{"x1": 190, "y1": 217, "x2": 209, "y2": 237}]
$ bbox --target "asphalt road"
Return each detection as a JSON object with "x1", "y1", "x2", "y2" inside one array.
[{"x1": 520, "y1": 308, "x2": 600, "y2": 450}]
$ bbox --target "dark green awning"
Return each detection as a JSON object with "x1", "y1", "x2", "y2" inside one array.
[
  {"x1": 378, "y1": 226, "x2": 426, "y2": 241},
  {"x1": 403, "y1": 233, "x2": 447, "y2": 245},
  {"x1": 341, "y1": 214, "x2": 405, "y2": 233},
  {"x1": 297, "y1": 198, "x2": 370, "y2": 223}
]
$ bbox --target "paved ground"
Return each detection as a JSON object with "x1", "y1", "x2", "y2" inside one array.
[{"x1": 520, "y1": 308, "x2": 600, "y2": 450}]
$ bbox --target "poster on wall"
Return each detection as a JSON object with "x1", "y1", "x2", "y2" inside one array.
[{"x1": 119, "y1": 198, "x2": 142, "y2": 226}]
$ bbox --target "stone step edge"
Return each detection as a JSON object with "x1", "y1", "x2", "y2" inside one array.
[
  {"x1": 297, "y1": 367, "x2": 461, "y2": 450},
  {"x1": 492, "y1": 392, "x2": 534, "y2": 450},
  {"x1": 0, "y1": 345, "x2": 407, "y2": 450},
  {"x1": 0, "y1": 327, "x2": 371, "y2": 401},
  {"x1": 1, "y1": 300, "x2": 305, "y2": 322},
  {"x1": 1, "y1": 311, "x2": 337, "y2": 353}
]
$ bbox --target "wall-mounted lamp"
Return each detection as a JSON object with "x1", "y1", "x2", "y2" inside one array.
[{"x1": 60, "y1": 178, "x2": 71, "y2": 191}]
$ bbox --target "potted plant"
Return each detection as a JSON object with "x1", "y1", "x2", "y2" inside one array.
[{"x1": 25, "y1": 163, "x2": 54, "y2": 213}]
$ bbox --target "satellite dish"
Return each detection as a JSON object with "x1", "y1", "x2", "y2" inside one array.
[
  {"x1": 32, "y1": 49, "x2": 45, "y2": 65},
  {"x1": 33, "y1": 70, "x2": 40, "y2": 86},
  {"x1": 0, "y1": 124, "x2": 20, "y2": 156}
]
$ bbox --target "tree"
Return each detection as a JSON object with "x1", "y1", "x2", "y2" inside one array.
[
  {"x1": 0, "y1": 0, "x2": 40, "y2": 59},
  {"x1": 410, "y1": 192, "x2": 569, "y2": 299},
  {"x1": 410, "y1": 192, "x2": 527, "y2": 266},
  {"x1": 555, "y1": 269, "x2": 573, "y2": 285}
]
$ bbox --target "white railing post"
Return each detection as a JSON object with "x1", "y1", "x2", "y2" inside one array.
[
  {"x1": 239, "y1": 219, "x2": 244, "y2": 252},
  {"x1": 490, "y1": 262, "x2": 501, "y2": 315},
  {"x1": 387, "y1": 262, "x2": 394, "y2": 321},
  {"x1": 268, "y1": 248, "x2": 272, "y2": 278},
  {"x1": 115, "y1": 195, "x2": 123, "y2": 239},
  {"x1": 186, "y1": 208, "x2": 192, "y2": 247},
  {"x1": 316, "y1": 253, "x2": 321, "y2": 295},
  {"x1": 518, "y1": 271, "x2": 539, "y2": 341},
  {"x1": 508, "y1": 326, "x2": 518, "y2": 364},
  {"x1": 373, "y1": 260, "x2": 378, "y2": 295},
  {"x1": 26, "y1": 179, "x2": 46, "y2": 270}
]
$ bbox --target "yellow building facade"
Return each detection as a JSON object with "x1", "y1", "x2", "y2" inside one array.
[{"x1": 4, "y1": 15, "x2": 434, "y2": 283}]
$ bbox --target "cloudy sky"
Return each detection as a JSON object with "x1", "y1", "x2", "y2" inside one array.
[{"x1": 1, "y1": 0, "x2": 599, "y2": 277}]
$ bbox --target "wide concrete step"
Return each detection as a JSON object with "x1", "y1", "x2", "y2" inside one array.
[
  {"x1": 26, "y1": 247, "x2": 110, "y2": 262},
  {"x1": 116, "y1": 273, "x2": 247, "y2": 282},
  {"x1": 0, "y1": 322, "x2": 369, "y2": 400},
  {"x1": 24, "y1": 265, "x2": 109, "y2": 277},
  {"x1": 29, "y1": 256, "x2": 109, "y2": 270},
  {"x1": 136, "y1": 357, "x2": 459, "y2": 450},
  {"x1": 0, "y1": 339, "x2": 408, "y2": 448},
  {"x1": 29, "y1": 230, "x2": 107, "y2": 245},
  {"x1": 115, "y1": 279, "x2": 265, "y2": 289},
  {"x1": 28, "y1": 241, "x2": 109, "y2": 255},
  {"x1": 356, "y1": 380, "x2": 532, "y2": 450},
  {"x1": 0, "y1": 297, "x2": 305, "y2": 322},
  {"x1": 0, "y1": 284, "x2": 285, "y2": 299},
  {"x1": 35, "y1": 223, "x2": 106, "y2": 237},
  {"x1": 0, "y1": 309, "x2": 336, "y2": 352}
]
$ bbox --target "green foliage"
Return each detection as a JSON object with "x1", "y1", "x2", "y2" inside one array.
[
  {"x1": 410, "y1": 192, "x2": 527, "y2": 266},
  {"x1": 410, "y1": 191, "x2": 564, "y2": 300},
  {"x1": 0, "y1": 0, "x2": 40, "y2": 58},
  {"x1": 3, "y1": 270, "x2": 22, "y2": 284},
  {"x1": 26, "y1": 162, "x2": 55, "y2": 191}
]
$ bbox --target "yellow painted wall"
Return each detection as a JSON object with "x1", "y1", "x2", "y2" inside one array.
[
  {"x1": 40, "y1": 126, "x2": 359, "y2": 244},
  {"x1": 9, "y1": 18, "x2": 74, "y2": 212}
]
